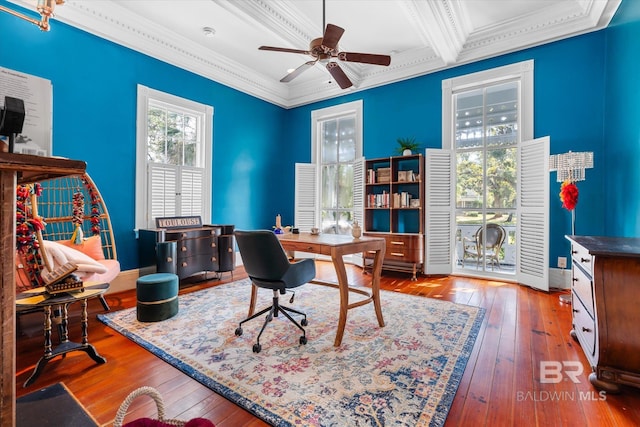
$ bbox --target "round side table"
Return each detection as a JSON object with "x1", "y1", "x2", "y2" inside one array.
[{"x1": 16, "y1": 282, "x2": 109, "y2": 387}]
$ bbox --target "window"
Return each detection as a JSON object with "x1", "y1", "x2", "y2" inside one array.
[
  {"x1": 135, "y1": 85, "x2": 213, "y2": 229},
  {"x1": 439, "y1": 60, "x2": 549, "y2": 291},
  {"x1": 311, "y1": 101, "x2": 363, "y2": 235}
]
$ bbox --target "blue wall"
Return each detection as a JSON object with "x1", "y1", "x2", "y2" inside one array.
[
  {"x1": 603, "y1": 3, "x2": 640, "y2": 237},
  {"x1": 292, "y1": 32, "x2": 609, "y2": 264},
  {"x1": 2, "y1": 0, "x2": 639, "y2": 273},
  {"x1": 0, "y1": 1, "x2": 292, "y2": 270}
]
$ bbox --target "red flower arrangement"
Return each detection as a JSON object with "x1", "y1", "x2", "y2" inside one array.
[{"x1": 559, "y1": 180, "x2": 579, "y2": 211}]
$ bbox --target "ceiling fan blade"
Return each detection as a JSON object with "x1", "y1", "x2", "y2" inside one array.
[
  {"x1": 280, "y1": 61, "x2": 317, "y2": 83},
  {"x1": 259, "y1": 46, "x2": 310, "y2": 55},
  {"x1": 321, "y1": 23, "x2": 345, "y2": 51},
  {"x1": 326, "y1": 62, "x2": 353, "y2": 89},
  {"x1": 338, "y1": 52, "x2": 391, "y2": 66}
]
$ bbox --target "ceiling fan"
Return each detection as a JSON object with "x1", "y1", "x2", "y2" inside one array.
[{"x1": 258, "y1": 0, "x2": 391, "y2": 89}]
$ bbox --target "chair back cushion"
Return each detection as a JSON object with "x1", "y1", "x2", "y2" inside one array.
[{"x1": 235, "y1": 230, "x2": 292, "y2": 281}]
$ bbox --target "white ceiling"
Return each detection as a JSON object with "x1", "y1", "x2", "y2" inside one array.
[{"x1": 11, "y1": 0, "x2": 621, "y2": 108}]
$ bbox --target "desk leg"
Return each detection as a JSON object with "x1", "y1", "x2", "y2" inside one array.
[
  {"x1": 331, "y1": 253, "x2": 350, "y2": 347},
  {"x1": 248, "y1": 283, "x2": 258, "y2": 317},
  {"x1": 371, "y1": 248, "x2": 385, "y2": 329}
]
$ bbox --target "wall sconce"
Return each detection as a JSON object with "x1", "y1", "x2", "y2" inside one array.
[
  {"x1": 0, "y1": 0, "x2": 64, "y2": 31},
  {"x1": 548, "y1": 151, "x2": 594, "y2": 182}
]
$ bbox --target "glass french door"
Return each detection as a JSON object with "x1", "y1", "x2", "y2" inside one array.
[
  {"x1": 319, "y1": 115, "x2": 356, "y2": 235},
  {"x1": 453, "y1": 81, "x2": 518, "y2": 277}
]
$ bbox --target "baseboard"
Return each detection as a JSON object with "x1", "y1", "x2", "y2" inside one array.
[
  {"x1": 104, "y1": 261, "x2": 244, "y2": 295},
  {"x1": 549, "y1": 267, "x2": 571, "y2": 289},
  {"x1": 105, "y1": 269, "x2": 141, "y2": 294},
  {"x1": 106, "y1": 261, "x2": 572, "y2": 293}
]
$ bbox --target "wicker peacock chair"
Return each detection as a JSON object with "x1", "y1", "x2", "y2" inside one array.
[{"x1": 16, "y1": 173, "x2": 120, "y2": 311}]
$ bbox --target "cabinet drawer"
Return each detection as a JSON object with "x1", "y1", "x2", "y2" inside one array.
[
  {"x1": 572, "y1": 263, "x2": 594, "y2": 318},
  {"x1": 178, "y1": 254, "x2": 219, "y2": 277},
  {"x1": 166, "y1": 227, "x2": 218, "y2": 240},
  {"x1": 386, "y1": 235, "x2": 422, "y2": 251},
  {"x1": 178, "y1": 237, "x2": 216, "y2": 256},
  {"x1": 385, "y1": 248, "x2": 422, "y2": 263},
  {"x1": 572, "y1": 293, "x2": 596, "y2": 359},
  {"x1": 571, "y1": 242, "x2": 593, "y2": 275},
  {"x1": 279, "y1": 241, "x2": 328, "y2": 256}
]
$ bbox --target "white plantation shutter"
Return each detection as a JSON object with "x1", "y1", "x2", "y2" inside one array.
[
  {"x1": 352, "y1": 157, "x2": 365, "y2": 265},
  {"x1": 180, "y1": 167, "x2": 204, "y2": 216},
  {"x1": 517, "y1": 136, "x2": 549, "y2": 291},
  {"x1": 295, "y1": 163, "x2": 317, "y2": 232},
  {"x1": 425, "y1": 149, "x2": 454, "y2": 274},
  {"x1": 149, "y1": 163, "x2": 177, "y2": 220},
  {"x1": 148, "y1": 164, "x2": 205, "y2": 222},
  {"x1": 353, "y1": 157, "x2": 365, "y2": 226}
]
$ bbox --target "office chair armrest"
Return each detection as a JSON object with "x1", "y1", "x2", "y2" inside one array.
[{"x1": 281, "y1": 258, "x2": 316, "y2": 288}]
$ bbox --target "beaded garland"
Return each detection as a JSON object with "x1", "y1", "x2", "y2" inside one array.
[{"x1": 16, "y1": 183, "x2": 45, "y2": 287}]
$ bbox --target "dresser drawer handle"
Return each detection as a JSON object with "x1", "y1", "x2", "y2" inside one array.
[
  {"x1": 572, "y1": 277, "x2": 578, "y2": 282},
  {"x1": 571, "y1": 249, "x2": 578, "y2": 254},
  {"x1": 181, "y1": 246, "x2": 187, "y2": 252},
  {"x1": 572, "y1": 308, "x2": 579, "y2": 313},
  {"x1": 211, "y1": 257, "x2": 217, "y2": 261},
  {"x1": 228, "y1": 248, "x2": 233, "y2": 252},
  {"x1": 390, "y1": 241, "x2": 405, "y2": 245},
  {"x1": 391, "y1": 252, "x2": 405, "y2": 257},
  {"x1": 580, "y1": 257, "x2": 590, "y2": 263},
  {"x1": 582, "y1": 326, "x2": 592, "y2": 333},
  {"x1": 181, "y1": 262, "x2": 188, "y2": 267}
]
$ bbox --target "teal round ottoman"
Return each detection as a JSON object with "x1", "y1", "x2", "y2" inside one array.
[{"x1": 136, "y1": 273, "x2": 179, "y2": 322}]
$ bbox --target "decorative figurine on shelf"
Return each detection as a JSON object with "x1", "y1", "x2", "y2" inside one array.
[
  {"x1": 352, "y1": 220, "x2": 362, "y2": 239},
  {"x1": 274, "y1": 214, "x2": 284, "y2": 234},
  {"x1": 273, "y1": 214, "x2": 291, "y2": 234}
]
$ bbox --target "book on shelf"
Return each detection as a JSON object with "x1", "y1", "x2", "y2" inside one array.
[{"x1": 368, "y1": 191, "x2": 390, "y2": 208}]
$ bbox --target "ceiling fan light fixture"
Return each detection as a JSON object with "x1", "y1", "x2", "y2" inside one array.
[{"x1": 202, "y1": 27, "x2": 216, "y2": 37}]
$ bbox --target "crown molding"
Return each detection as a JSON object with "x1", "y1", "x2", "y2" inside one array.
[{"x1": 7, "y1": 0, "x2": 622, "y2": 109}]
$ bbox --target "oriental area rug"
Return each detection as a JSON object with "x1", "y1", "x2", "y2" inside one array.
[{"x1": 98, "y1": 279, "x2": 485, "y2": 427}]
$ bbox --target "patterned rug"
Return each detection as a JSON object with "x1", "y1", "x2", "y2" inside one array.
[{"x1": 98, "y1": 279, "x2": 484, "y2": 426}]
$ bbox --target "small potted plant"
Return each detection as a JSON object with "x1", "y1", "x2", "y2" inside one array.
[{"x1": 395, "y1": 137, "x2": 421, "y2": 156}]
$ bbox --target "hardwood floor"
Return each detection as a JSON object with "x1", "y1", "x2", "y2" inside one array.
[{"x1": 16, "y1": 262, "x2": 640, "y2": 426}]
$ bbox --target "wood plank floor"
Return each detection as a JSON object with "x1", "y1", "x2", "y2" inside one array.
[{"x1": 15, "y1": 262, "x2": 640, "y2": 426}]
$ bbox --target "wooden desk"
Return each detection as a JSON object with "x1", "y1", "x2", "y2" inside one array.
[
  {"x1": 275, "y1": 233, "x2": 386, "y2": 346},
  {"x1": 0, "y1": 153, "x2": 86, "y2": 427}
]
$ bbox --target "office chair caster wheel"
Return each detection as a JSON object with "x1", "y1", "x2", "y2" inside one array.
[
  {"x1": 235, "y1": 327, "x2": 243, "y2": 336},
  {"x1": 253, "y1": 343, "x2": 262, "y2": 353},
  {"x1": 301, "y1": 318, "x2": 308, "y2": 327},
  {"x1": 299, "y1": 336, "x2": 307, "y2": 345}
]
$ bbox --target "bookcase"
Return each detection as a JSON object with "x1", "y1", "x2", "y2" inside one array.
[{"x1": 364, "y1": 154, "x2": 424, "y2": 279}]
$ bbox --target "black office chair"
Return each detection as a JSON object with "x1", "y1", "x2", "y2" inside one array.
[{"x1": 234, "y1": 230, "x2": 316, "y2": 353}]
